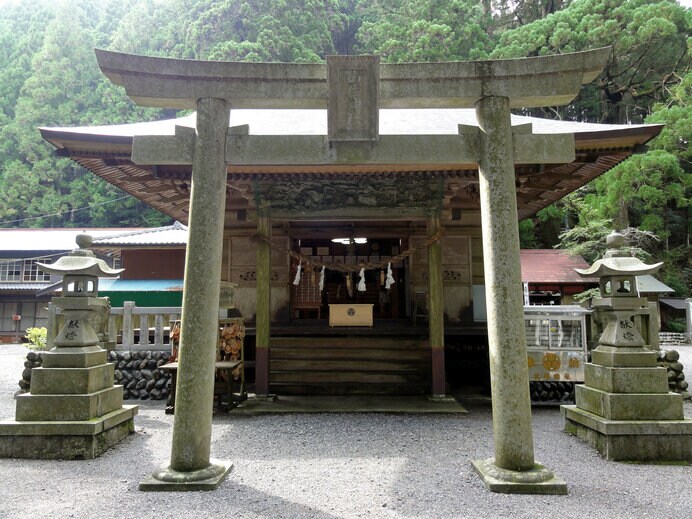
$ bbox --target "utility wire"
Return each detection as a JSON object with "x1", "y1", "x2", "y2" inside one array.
[{"x1": 0, "y1": 194, "x2": 134, "y2": 226}]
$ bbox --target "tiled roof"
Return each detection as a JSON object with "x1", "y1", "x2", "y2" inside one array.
[
  {"x1": 92, "y1": 221, "x2": 187, "y2": 247},
  {"x1": 0, "y1": 282, "x2": 53, "y2": 291},
  {"x1": 520, "y1": 249, "x2": 594, "y2": 283},
  {"x1": 520, "y1": 250, "x2": 675, "y2": 293},
  {"x1": 660, "y1": 297, "x2": 688, "y2": 310},
  {"x1": 637, "y1": 275, "x2": 674, "y2": 294},
  {"x1": 0, "y1": 228, "x2": 142, "y2": 252}
]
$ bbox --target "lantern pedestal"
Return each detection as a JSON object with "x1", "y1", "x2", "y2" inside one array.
[
  {"x1": 0, "y1": 233, "x2": 137, "y2": 460},
  {"x1": 562, "y1": 407, "x2": 692, "y2": 462},
  {"x1": 563, "y1": 343, "x2": 692, "y2": 462},
  {"x1": 562, "y1": 232, "x2": 692, "y2": 462}
]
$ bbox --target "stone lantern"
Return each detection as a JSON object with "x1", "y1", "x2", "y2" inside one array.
[
  {"x1": 38, "y1": 233, "x2": 122, "y2": 350},
  {"x1": 0, "y1": 234, "x2": 138, "y2": 460},
  {"x1": 578, "y1": 231, "x2": 661, "y2": 354},
  {"x1": 562, "y1": 231, "x2": 692, "y2": 462}
]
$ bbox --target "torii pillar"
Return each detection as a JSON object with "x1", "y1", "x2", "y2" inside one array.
[
  {"x1": 93, "y1": 47, "x2": 611, "y2": 494},
  {"x1": 469, "y1": 97, "x2": 567, "y2": 493},
  {"x1": 140, "y1": 98, "x2": 232, "y2": 490}
]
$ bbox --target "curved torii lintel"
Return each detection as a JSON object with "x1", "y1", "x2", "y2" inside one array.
[{"x1": 95, "y1": 47, "x2": 611, "y2": 110}]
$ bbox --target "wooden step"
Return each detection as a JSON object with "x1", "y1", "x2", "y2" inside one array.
[
  {"x1": 270, "y1": 382, "x2": 430, "y2": 396},
  {"x1": 270, "y1": 337, "x2": 428, "y2": 349},
  {"x1": 271, "y1": 359, "x2": 426, "y2": 372},
  {"x1": 271, "y1": 348, "x2": 429, "y2": 361},
  {"x1": 268, "y1": 335, "x2": 432, "y2": 395},
  {"x1": 270, "y1": 371, "x2": 428, "y2": 384}
]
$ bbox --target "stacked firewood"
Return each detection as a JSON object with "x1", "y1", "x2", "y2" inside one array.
[
  {"x1": 219, "y1": 320, "x2": 245, "y2": 382},
  {"x1": 658, "y1": 350, "x2": 690, "y2": 401}
]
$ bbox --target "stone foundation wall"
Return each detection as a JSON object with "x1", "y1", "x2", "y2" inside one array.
[
  {"x1": 658, "y1": 349, "x2": 690, "y2": 400},
  {"x1": 109, "y1": 351, "x2": 172, "y2": 401},
  {"x1": 18, "y1": 350, "x2": 173, "y2": 401},
  {"x1": 16, "y1": 351, "x2": 43, "y2": 395},
  {"x1": 529, "y1": 381, "x2": 575, "y2": 404},
  {"x1": 659, "y1": 333, "x2": 688, "y2": 346}
]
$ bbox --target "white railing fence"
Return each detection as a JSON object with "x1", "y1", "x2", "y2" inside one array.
[
  {"x1": 109, "y1": 301, "x2": 180, "y2": 351},
  {"x1": 48, "y1": 301, "x2": 180, "y2": 351}
]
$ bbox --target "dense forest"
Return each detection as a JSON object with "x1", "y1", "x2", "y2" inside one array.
[{"x1": 0, "y1": 0, "x2": 689, "y2": 293}]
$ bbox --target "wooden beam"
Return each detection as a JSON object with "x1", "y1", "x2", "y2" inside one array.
[
  {"x1": 427, "y1": 213, "x2": 446, "y2": 396},
  {"x1": 255, "y1": 209, "x2": 271, "y2": 396}
]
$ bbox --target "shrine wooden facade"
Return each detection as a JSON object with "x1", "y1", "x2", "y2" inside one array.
[{"x1": 40, "y1": 51, "x2": 662, "y2": 397}]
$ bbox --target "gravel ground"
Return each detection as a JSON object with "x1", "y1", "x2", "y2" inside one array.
[{"x1": 0, "y1": 342, "x2": 690, "y2": 519}]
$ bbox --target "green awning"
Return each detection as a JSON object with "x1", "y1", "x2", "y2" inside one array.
[{"x1": 99, "y1": 279, "x2": 183, "y2": 307}]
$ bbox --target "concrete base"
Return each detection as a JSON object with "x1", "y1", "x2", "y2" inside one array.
[
  {"x1": 563, "y1": 405, "x2": 692, "y2": 462},
  {"x1": 0, "y1": 405, "x2": 137, "y2": 459},
  {"x1": 471, "y1": 458, "x2": 568, "y2": 495},
  {"x1": 139, "y1": 459, "x2": 233, "y2": 491},
  {"x1": 41, "y1": 346, "x2": 107, "y2": 368}
]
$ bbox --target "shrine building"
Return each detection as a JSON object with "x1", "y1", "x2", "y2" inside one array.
[{"x1": 40, "y1": 50, "x2": 661, "y2": 398}]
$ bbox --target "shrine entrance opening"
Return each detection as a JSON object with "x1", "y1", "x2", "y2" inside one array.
[{"x1": 288, "y1": 225, "x2": 411, "y2": 322}]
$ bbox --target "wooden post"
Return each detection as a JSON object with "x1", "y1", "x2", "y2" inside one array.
[
  {"x1": 427, "y1": 212, "x2": 446, "y2": 396},
  {"x1": 255, "y1": 208, "x2": 271, "y2": 396}
]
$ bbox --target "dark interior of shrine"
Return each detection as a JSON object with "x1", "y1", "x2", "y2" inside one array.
[{"x1": 291, "y1": 236, "x2": 408, "y2": 320}]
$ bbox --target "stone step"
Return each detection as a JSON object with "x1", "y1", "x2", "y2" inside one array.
[
  {"x1": 575, "y1": 385, "x2": 684, "y2": 421},
  {"x1": 29, "y1": 363, "x2": 114, "y2": 395},
  {"x1": 15, "y1": 386, "x2": 124, "y2": 422}
]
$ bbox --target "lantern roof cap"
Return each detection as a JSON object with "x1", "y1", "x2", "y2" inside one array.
[
  {"x1": 575, "y1": 231, "x2": 662, "y2": 278},
  {"x1": 37, "y1": 233, "x2": 123, "y2": 278}
]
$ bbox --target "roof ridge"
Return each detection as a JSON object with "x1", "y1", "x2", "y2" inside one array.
[{"x1": 93, "y1": 221, "x2": 187, "y2": 242}]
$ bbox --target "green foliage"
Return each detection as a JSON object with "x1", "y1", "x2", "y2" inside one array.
[
  {"x1": 557, "y1": 217, "x2": 613, "y2": 263},
  {"x1": 593, "y1": 150, "x2": 688, "y2": 235},
  {"x1": 24, "y1": 327, "x2": 47, "y2": 350},
  {"x1": 0, "y1": 0, "x2": 172, "y2": 228},
  {"x1": 557, "y1": 221, "x2": 660, "y2": 263},
  {"x1": 491, "y1": 0, "x2": 690, "y2": 123},
  {"x1": 357, "y1": 0, "x2": 493, "y2": 62},
  {"x1": 518, "y1": 219, "x2": 540, "y2": 248},
  {"x1": 177, "y1": 0, "x2": 359, "y2": 62},
  {"x1": 551, "y1": 69, "x2": 691, "y2": 296},
  {"x1": 572, "y1": 287, "x2": 601, "y2": 304},
  {"x1": 664, "y1": 318, "x2": 686, "y2": 333},
  {"x1": 0, "y1": 0, "x2": 688, "y2": 248}
]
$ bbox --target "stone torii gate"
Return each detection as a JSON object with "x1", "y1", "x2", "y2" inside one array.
[{"x1": 95, "y1": 48, "x2": 610, "y2": 493}]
